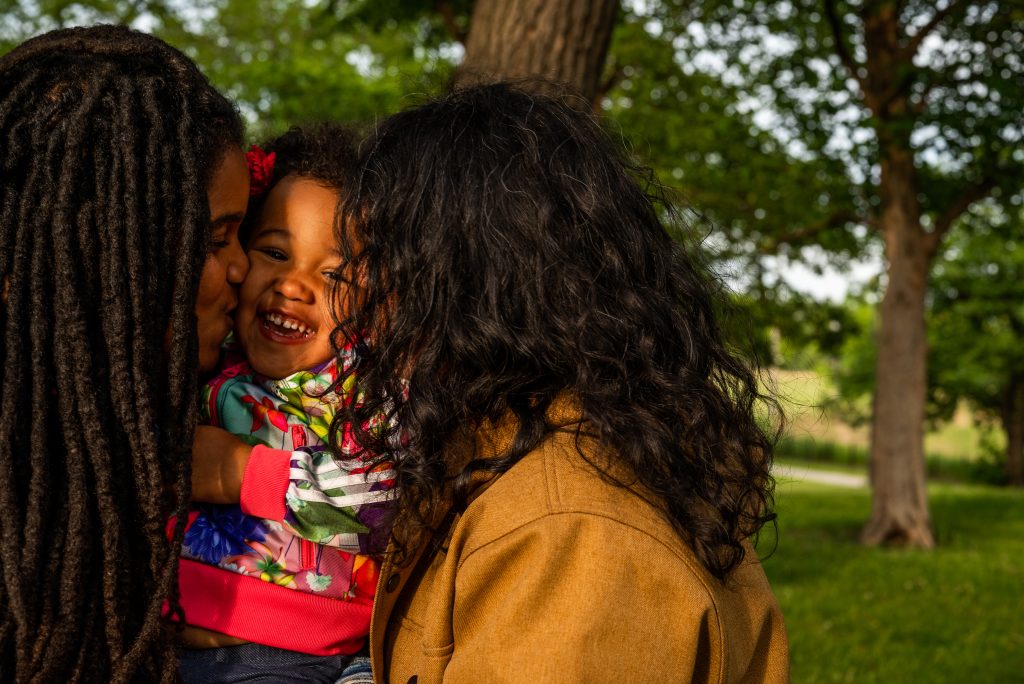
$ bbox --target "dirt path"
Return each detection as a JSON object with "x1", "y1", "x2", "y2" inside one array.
[{"x1": 774, "y1": 462, "x2": 867, "y2": 489}]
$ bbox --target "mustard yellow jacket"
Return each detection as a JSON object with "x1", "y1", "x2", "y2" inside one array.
[{"x1": 369, "y1": 414, "x2": 789, "y2": 683}]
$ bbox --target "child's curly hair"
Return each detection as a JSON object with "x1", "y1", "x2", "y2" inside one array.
[{"x1": 242, "y1": 123, "x2": 359, "y2": 240}]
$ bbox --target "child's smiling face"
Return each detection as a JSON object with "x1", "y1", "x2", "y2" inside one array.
[{"x1": 234, "y1": 174, "x2": 343, "y2": 379}]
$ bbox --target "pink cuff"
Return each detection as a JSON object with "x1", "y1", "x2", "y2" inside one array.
[{"x1": 239, "y1": 445, "x2": 292, "y2": 521}]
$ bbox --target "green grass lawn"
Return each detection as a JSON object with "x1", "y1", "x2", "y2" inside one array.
[{"x1": 761, "y1": 480, "x2": 1024, "y2": 683}]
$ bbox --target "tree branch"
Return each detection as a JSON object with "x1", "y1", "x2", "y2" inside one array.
[
  {"x1": 435, "y1": 1, "x2": 467, "y2": 44},
  {"x1": 876, "y1": 67, "x2": 921, "y2": 114},
  {"x1": 902, "y1": 0, "x2": 969, "y2": 60},
  {"x1": 757, "y1": 209, "x2": 860, "y2": 253},
  {"x1": 823, "y1": 0, "x2": 867, "y2": 93},
  {"x1": 925, "y1": 176, "x2": 997, "y2": 251}
]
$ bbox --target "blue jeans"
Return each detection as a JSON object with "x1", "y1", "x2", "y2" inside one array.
[{"x1": 178, "y1": 643, "x2": 367, "y2": 684}]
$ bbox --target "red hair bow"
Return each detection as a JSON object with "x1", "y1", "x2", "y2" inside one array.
[{"x1": 246, "y1": 144, "x2": 276, "y2": 197}]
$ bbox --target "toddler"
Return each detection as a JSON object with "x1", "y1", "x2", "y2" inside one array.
[{"x1": 175, "y1": 125, "x2": 391, "y2": 684}]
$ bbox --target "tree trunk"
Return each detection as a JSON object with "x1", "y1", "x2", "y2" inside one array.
[
  {"x1": 861, "y1": 156, "x2": 935, "y2": 546},
  {"x1": 1001, "y1": 373, "x2": 1024, "y2": 486},
  {"x1": 457, "y1": 0, "x2": 619, "y2": 102},
  {"x1": 858, "y1": 3, "x2": 936, "y2": 547}
]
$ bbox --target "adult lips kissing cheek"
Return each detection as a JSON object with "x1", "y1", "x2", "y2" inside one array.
[{"x1": 195, "y1": 147, "x2": 251, "y2": 374}]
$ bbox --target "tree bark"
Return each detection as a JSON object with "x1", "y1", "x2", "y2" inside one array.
[
  {"x1": 1001, "y1": 373, "x2": 1024, "y2": 486},
  {"x1": 861, "y1": 152, "x2": 935, "y2": 546},
  {"x1": 457, "y1": 0, "x2": 619, "y2": 103},
  {"x1": 859, "y1": 3, "x2": 935, "y2": 547}
]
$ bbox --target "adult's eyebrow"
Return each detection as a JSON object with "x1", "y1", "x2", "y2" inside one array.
[{"x1": 209, "y1": 212, "x2": 245, "y2": 229}]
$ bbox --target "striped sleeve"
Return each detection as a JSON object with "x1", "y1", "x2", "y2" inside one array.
[{"x1": 241, "y1": 445, "x2": 395, "y2": 552}]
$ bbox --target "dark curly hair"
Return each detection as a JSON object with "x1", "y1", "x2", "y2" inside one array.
[
  {"x1": 242, "y1": 123, "x2": 358, "y2": 241},
  {"x1": 0, "y1": 25, "x2": 242, "y2": 682},
  {"x1": 333, "y1": 82, "x2": 779, "y2": 581}
]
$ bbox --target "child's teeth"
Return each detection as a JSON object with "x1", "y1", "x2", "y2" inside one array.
[{"x1": 263, "y1": 312, "x2": 313, "y2": 336}]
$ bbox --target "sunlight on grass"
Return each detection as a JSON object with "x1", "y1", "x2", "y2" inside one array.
[{"x1": 761, "y1": 480, "x2": 1024, "y2": 683}]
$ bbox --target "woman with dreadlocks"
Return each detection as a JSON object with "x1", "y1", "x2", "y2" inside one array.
[
  {"x1": 325, "y1": 83, "x2": 791, "y2": 682},
  {"x1": 0, "y1": 25, "x2": 248, "y2": 682}
]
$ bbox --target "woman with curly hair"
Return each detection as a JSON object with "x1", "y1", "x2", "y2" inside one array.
[
  {"x1": 0, "y1": 25, "x2": 248, "y2": 682},
  {"x1": 326, "y1": 83, "x2": 790, "y2": 682}
]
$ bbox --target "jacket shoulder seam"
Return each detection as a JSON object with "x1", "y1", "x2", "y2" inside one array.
[
  {"x1": 460, "y1": 508, "x2": 718, "y2": 581},
  {"x1": 454, "y1": 508, "x2": 726, "y2": 665}
]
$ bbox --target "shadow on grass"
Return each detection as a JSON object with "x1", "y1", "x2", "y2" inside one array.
[
  {"x1": 929, "y1": 485, "x2": 1024, "y2": 547},
  {"x1": 759, "y1": 483, "x2": 870, "y2": 584}
]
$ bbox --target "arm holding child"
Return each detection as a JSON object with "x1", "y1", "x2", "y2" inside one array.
[{"x1": 191, "y1": 424, "x2": 251, "y2": 504}]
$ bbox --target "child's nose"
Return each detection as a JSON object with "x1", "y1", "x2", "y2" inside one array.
[{"x1": 275, "y1": 270, "x2": 315, "y2": 303}]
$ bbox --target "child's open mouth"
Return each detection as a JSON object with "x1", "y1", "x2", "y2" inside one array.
[{"x1": 260, "y1": 311, "x2": 316, "y2": 343}]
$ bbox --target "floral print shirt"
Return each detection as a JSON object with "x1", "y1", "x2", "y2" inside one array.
[{"x1": 182, "y1": 345, "x2": 394, "y2": 602}]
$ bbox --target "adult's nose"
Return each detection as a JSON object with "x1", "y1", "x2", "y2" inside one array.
[{"x1": 225, "y1": 238, "x2": 249, "y2": 284}]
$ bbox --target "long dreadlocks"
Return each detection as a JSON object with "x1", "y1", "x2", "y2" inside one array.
[{"x1": 0, "y1": 25, "x2": 243, "y2": 682}]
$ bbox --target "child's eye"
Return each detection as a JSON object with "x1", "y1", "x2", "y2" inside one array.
[
  {"x1": 324, "y1": 269, "x2": 347, "y2": 282},
  {"x1": 259, "y1": 247, "x2": 287, "y2": 261}
]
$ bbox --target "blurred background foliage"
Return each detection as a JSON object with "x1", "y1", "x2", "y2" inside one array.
[{"x1": 1, "y1": 0, "x2": 1022, "y2": 483}]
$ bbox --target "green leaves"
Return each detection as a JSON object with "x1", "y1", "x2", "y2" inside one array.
[
  {"x1": 157, "y1": 0, "x2": 460, "y2": 138},
  {"x1": 930, "y1": 206, "x2": 1024, "y2": 418}
]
